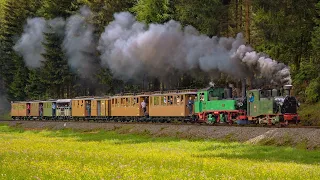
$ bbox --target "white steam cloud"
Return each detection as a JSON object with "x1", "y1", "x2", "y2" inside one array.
[
  {"x1": 15, "y1": 8, "x2": 292, "y2": 86},
  {"x1": 63, "y1": 6, "x2": 97, "y2": 78},
  {"x1": 98, "y1": 12, "x2": 291, "y2": 85},
  {"x1": 14, "y1": 6, "x2": 97, "y2": 78},
  {"x1": 14, "y1": 18, "x2": 47, "y2": 68}
]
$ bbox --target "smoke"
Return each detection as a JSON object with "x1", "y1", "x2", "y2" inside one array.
[
  {"x1": 63, "y1": 6, "x2": 98, "y2": 78},
  {"x1": 14, "y1": 17, "x2": 66, "y2": 68},
  {"x1": 15, "y1": 8, "x2": 292, "y2": 88},
  {"x1": 14, "y1": 6, "x2": 97, "y2": 79},
  {"x1": 98, "y1": 12, "x2": 291, "y2": 86},
  {"x1": 14, "y1": 18, "x2": 47, "y2": 68},
  {"x1": 236, "y1": 45, "x2": 292, "y2": 85}
]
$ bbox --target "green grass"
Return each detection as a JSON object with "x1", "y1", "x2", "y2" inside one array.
[
  {"x1": 299, "y1": 101, "x2": 320, "y2": 125},
  {"x1": 1, "y1": 125, "x2": 320, "y2": 179}
]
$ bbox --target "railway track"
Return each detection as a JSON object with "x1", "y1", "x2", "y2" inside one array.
[{"x1": 1, "y1": 119, "x2": 319, "y2": 129}]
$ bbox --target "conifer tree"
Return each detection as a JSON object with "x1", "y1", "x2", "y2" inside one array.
[{"x1": 0, "y1": 0, "x2": 41, "y2": 100}]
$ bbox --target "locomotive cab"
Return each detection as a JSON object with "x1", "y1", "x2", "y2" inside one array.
[
  {"x1": 247, "y1": 85, "x2": 300, "y2": 125},
  {"x1": 194, "y1": 87, "x2": 244, "y2": 124}
]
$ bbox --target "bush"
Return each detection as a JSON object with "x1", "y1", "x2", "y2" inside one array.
[
  {"x1": 305, "y1": 77, "x2": 320, "y2": 103},
  {"x1": 299, "y1": 101, "x2": 320, "y2": 126}
]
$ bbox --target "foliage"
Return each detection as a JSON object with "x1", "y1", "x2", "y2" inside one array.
[
  {"x1": 251, "y1": 0, "x2": 317, "y2": 67},
  {"x1": 25, "y1": 69, "x2": 46, "y2": 100},
  {"x1": 299, "y1": 101, "x2": 320, "y2": 126},
  {"x1": 0, "y1": 0, "x2": 42, "y2": 101},
  {"x1": 131, "y1": 0, "x2": 174, "y2": 23},
  {"x1": 41, "y1": 30, "x2": 73, "y2": 99},
  {"x1": 174, "y1": 0, "x2": 226, "y2": 36},
  {"x1": 305, "y1": 77, "x2": 320, "y2": 103}
]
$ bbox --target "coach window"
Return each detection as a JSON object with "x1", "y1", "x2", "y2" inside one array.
[
  {"x1": 177, "y1": 95, "x2": 181, "y2": 105},
  {"x1": 173, "y1": 96, "x2": 177, "y2": 105},
  {"x1": 181, "y1": 95, "x2": 184, "y2": 105},
  {"x1": 160, "y1": 96, "x2": 165, "y2": 106},
  {"x1": 132, "y1": 98, "x2": 136, "y2": 106},
  {"x1": 128, "y1": 98, "x2": 131, "y2": 107},
  {"x1": 154, "y1": 97, "x2": 157, "y2": 106},
  {"x1": 154, "y1": 97, "x2": 159, "y2": 106},
  {"x1": 168, "y1": 96, "x2": 173, "y2": 105}
]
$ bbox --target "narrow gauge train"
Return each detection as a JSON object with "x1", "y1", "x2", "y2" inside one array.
[{"x1": 11, "y1": 85, "x2": 300, "y2": 125}]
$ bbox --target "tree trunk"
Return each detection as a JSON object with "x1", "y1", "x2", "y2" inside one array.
[
  {"x1": 236, "y1": 0, "x2": 238, "y2": 31},
  {"x1": 245, "y1": 0, "x2": 251, "y2": 43},
  {"x1": 240, "y1": 0, "x2": 242, "y2": 30}
]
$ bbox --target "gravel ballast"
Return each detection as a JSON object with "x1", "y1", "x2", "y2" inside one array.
[{"x1": 2, "y1": 121, "x2": 320, "y2": 149}]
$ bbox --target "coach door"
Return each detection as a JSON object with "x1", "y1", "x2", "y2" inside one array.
[
  {"x1": 139, "y1": 96, "x2": 149, "y2": 116},
  {"x1": 96, "y1": 100, "x2": 101, "y2": 116},
  {"x1": 27, "y1": 103, "x2": 31, "y2": 116},
  {"x1": 85, "y1": 100, "x2": 91, "y2": 116}
]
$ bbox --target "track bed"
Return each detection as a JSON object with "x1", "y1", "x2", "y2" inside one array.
[{"x1": 1, "y1": 120, "x2": 320, "y2": 149}]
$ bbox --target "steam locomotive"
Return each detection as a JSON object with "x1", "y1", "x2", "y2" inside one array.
[
  {"x1": 195, "y1": 84, "x2": 300, "y2": 125},
  {"x1": 11, "y1": 85, "x2": 300, "y2": 126}
]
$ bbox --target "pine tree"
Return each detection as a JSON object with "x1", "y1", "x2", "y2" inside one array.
[
  {"x1": 174, "y1": 0, "x2": 225, "y2": 36},
  {"x1": 37, "y1": 0, "x2": 81, "y2": 98},
  {"x1": 0, "y1": 0, "x2": 41, "y2": 100},
  {"x1": 25, "y1": 69, "x2": 46, "y2": 100},
  {"x1": 41, "y1": 29, "x2": 73, "y2": 98},
  {"x1": 132, "y1": 0, "x2": 174, "y2": 24}
]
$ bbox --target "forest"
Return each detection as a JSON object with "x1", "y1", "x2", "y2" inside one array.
[{"x1": 0, "y1": 0, "x2": 319, "y2": 112}]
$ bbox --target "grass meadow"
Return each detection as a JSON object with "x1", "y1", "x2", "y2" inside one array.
[{"x1": 0, "y1": 124, "x2": 320, "y2": 179}]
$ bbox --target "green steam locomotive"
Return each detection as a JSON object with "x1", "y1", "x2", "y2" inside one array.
[{"x1": 194, "y1": 85, "x2": 300, "y2": 125}]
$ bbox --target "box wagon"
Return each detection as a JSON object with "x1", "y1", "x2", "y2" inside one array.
[
  {"x1": 27, "y1": 101, "x2": 41, "y2": 118},
  {"x1": 11, "y1": 102, "x2": 27, "y2": 120}
]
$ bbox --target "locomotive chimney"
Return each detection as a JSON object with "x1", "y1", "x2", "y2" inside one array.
[
  {"x1": 241, "y1": 79, "x2": 246, "y2": 98},
  {"x1": 283, "y1": 85, "x2": 292, "y2": 96}
]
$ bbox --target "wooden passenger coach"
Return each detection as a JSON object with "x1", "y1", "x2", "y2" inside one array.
[
  {"x1": 149, "y1": 89, "x2": 197, "y2": 117},
  {"x1": 110, "y1": 93, "x2": 150, "y2": 117}
]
